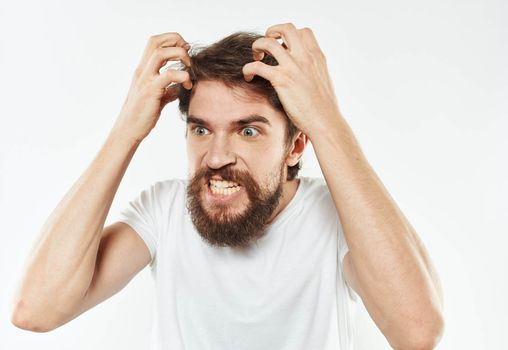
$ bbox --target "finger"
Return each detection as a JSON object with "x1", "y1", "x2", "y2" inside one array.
[
  {"x1": 251, "y1": 37, "x2": 293, "y2": 66},
  {"x1": 156, "y1": 69, "x2": 193, "y2": 90},
  {"x1": 242, "y1": 60, "x2": 278, "y2": 84},
  {"x1": 298, "y1": 27, "x2": 323, "y2": 54},
  {"x1": 265, "y1": 23, "x2": 304, "y2": 54},
  {"x1": 160, "y1": 84, "x2": 179, "y2": 107},
  {"x1": 138, "y1": 32, "x2": 190, "y2": 71},
  {"x1": 145, "y1": 46, "x2": 192, "y2": 76}
]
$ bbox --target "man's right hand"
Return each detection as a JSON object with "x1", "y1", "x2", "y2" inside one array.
[{"x1": 112, "y1": 32, "x2": 193, "y2": 143}]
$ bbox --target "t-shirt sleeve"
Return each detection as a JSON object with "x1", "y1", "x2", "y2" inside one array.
[
  {"x1": 114, "y1": 182, "x2": 161, "y2": 267},
  {"x1": 337, "y1": 216, "x2": 359, "y2": 302}
]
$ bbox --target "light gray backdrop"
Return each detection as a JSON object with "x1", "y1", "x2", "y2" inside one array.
[{"x1": 1, "y1": 0, "x2": 506, "y2": 349}]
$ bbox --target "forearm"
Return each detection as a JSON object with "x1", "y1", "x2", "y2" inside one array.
[
  {"x1": 11, "y1": 128, "x2": 140, "y2": 329},
  {"x1": 309, "y1": 114, "x2": 443, "y2": 346}
]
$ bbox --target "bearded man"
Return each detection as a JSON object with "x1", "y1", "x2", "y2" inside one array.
[{"x1": 11, "y1": 24, "x2": 444, "y2": 350}]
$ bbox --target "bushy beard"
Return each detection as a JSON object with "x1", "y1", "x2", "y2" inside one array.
[{"x1": 186, "y1": 162, "x2": 285, "y2": 250}]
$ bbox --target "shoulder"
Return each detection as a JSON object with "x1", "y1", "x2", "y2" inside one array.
[
  {"x1": 299, "y1": 176, "x2": 333, "y2": 202},
  {"x1": 140, "y1": 178, "x2": 187, "y2": 202},
  {"x1": 153, "y1": 178, "x2": 187, "y2": 192},
  {"x1": 299, "y1": 176, "x2": 337, "y2": 217},
  {"x1": 300, "y1": 176, "x2": 327, "y2": 191}
]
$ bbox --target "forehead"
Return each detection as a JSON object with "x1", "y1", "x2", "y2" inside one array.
[{"x1": 188, "y1": 80, "x2": 285, "y2": 127}]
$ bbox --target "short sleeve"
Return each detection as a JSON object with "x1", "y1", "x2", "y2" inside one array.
[
  {"x1": 337, "y1": 216, "x2": 359, "y2": 302},
  {"x1": 114, "y1": 182, "x2": 161, "y2": 267}
]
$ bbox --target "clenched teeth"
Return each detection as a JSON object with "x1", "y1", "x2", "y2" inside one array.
[
  {"x1": 209, "y1": 179, "x2": 240, "y2": 188},
  {"x1": 209, "y1": 179, "x2": 241, "y2": 195}
]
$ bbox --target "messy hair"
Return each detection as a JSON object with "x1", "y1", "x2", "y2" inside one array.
[{"x1": 175, "y1": 31, "x2": 302, "y2": 181}]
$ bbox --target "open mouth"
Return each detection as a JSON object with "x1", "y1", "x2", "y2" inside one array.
[{"x1": 208, "y1": 179, "x2": 242, "y2": 196}]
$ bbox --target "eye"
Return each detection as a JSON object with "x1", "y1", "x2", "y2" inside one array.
[
  {"x1": 192, "y1": 126, "x2": 210, "y2": 136},
  {"x1": 241, "y1": 127, "x2": 259, "y2": 137}
]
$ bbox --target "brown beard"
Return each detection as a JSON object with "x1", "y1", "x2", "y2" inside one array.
[{"x1": 185, "y1": 162, "x2": 285, "y2": 250}]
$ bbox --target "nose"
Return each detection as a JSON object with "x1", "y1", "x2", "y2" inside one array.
[{"x1": 205, "y1": 133, "x2": 237, "y2": 170}]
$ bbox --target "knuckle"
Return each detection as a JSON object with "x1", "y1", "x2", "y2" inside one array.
[
  {"x1": 252, "y1": 37, "x2": 261, "y2": 47},
  {"x1": 252, "y1": 61, "x2": 263, "y2": 70},
  {"x1": 243, "y1": 62, "x2": 255, "y2": 74},
  {"x1": 148, "y1": 77, "x2": 161, "y2": 90},
  {"x1": 148, "y1": 34, "x2": 159, "y2": 43},
  {"x1": 174, "y1": 46, "x2": 186, "y2": 56},
  {"x1": 155, "y1": 46, "x2": 187, "y2": 61},
  {"x1": 176, "y1": 71, "x2": 188, "y2": 82},
  {"x1": 154, "y1": 46, "x2": 165, "y2": 58},
  {"x1": 149, "y1": 32, "x2": 182, "y2": 46},
  {"x1": 266, "y1": 38, "x2": 279, "y2": 50},
  {"x1": 166, "y1": 31, "x2": 181, "y2": 39},
  {"x1": 307, "y1": 43, "x2": 324, "y2": 58},
  {"x1": 166, "y1": 69, "x2": 186, "y2": 82}
]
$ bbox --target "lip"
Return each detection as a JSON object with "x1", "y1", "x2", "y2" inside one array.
[{"x1": 204, "y1": 180, "x2": 244, "y2": 205}]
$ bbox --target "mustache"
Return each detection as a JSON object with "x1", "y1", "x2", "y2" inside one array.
[
  {"x1": 194, "y1": 166, "x2": 249, "y2": 184},
  {"x1": 189, "y1": 166, "x2": 264, "y2": 203}
]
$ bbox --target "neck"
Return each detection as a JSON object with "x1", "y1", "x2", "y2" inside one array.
[{"x1": 266, "y1": 177, "x2": 301, "y2": 224}]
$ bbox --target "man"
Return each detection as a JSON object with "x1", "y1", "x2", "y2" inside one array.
[{"x1": 11, "y1": 24, "x2": 444, "y2": 349}]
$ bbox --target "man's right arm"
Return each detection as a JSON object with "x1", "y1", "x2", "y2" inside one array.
[
  {"x1": 9, "y1": 31, "x2": 193, "y2": 332},
  {"x1": 10, "y1": 131, "x2": 143, "y2": 332}
]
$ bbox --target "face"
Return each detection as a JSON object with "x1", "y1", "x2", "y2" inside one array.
[{"x1": 185, "y1": 80, "x2": 294, "y2": 250}]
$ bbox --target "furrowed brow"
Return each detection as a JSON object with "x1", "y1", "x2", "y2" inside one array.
[
  {"x1": 186, "y1": 114, "x2": 272, "y2": 128},
  {"x1": 186, "y1": 116, "x2": 210, "y2": 127},
  {"x1": 233, "y1": 115, "x2": 272, "y2": 128}
]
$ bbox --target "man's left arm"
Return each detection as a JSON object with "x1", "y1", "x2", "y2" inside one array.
[
  {"x1": 310, "y1": 112, "x2": 444, "y2": 350},
  {"x1": 243, "y1": 23, "x2": 444, "y2": 350}
]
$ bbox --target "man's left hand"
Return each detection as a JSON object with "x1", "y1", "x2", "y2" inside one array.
[{"x1": 242, "y1": 23, "x2": 341, "y2": 138}]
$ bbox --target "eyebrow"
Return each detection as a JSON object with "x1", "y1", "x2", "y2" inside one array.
[{"x1": 186, "y1": 114, "x2": 272, "y2": 128}]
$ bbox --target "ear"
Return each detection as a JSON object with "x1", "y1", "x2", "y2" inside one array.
[{"x1": 285, "y1": 131, "x2": 309, "y2": 167}]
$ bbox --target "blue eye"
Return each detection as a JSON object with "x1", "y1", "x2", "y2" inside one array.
[
  {"x1": 241, "y1": 127, "x2": 259, "y2": 137},
  {"x1": 192, "y1": 126, "x2": 209, "y2": 136}
]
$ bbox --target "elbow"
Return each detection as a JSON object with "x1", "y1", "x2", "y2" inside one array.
[
  {"x1": 11, "y1": 312, "x2": 55, "y2": 333},
  {"x1": 390, "y1": 310, "x2": 445, "y2": 350},
  {"x1": 10, "y1": 300, "x2": 56, "y2": 333}
]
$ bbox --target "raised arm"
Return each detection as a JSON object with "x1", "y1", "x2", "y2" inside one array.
[
  {"x1": 10, "y1": 32, "x2": 193, "y2": 332},
  {"x1": 241, "y1": 23, "x2": 444, "y2": 349}
]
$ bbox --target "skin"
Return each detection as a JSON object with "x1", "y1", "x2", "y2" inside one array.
[
  {"x1": 9, "y1": 26, "x2": 444, "y2": 346},
  {"x1": 9, "y1": 32, "x2": 196, "y2": 332},
  {"x1": 185, "y1": 80, "x2": 308, "y2": 248},
  {"x1": 241, "y1": 23, "x2": 445, "y2": 349}
]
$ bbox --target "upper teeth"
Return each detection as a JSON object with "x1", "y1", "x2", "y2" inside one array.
[{"x1": 210, "y1": 179, "x2": 240, "y2": 188}]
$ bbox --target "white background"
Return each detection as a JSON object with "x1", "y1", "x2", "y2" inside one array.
[{"x1": 1, "y1": 0, "x2": 506, "y2": 349}]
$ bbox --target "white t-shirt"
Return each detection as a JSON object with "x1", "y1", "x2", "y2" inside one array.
[{"x1": 115, "y1": 176, "x2": 358, "y2": 350}]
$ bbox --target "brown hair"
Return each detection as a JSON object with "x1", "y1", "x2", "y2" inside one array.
[{"x1": 175, "y1": 31, "x2": 302, "y2": 181}]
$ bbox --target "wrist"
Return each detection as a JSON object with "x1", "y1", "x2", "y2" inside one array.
[
  {"x1": 305, "y1": 108, "x2": 345, "y2": 141},
  {"x1": 107, "y1": 126, "x2": 143, "y2": 148}
]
